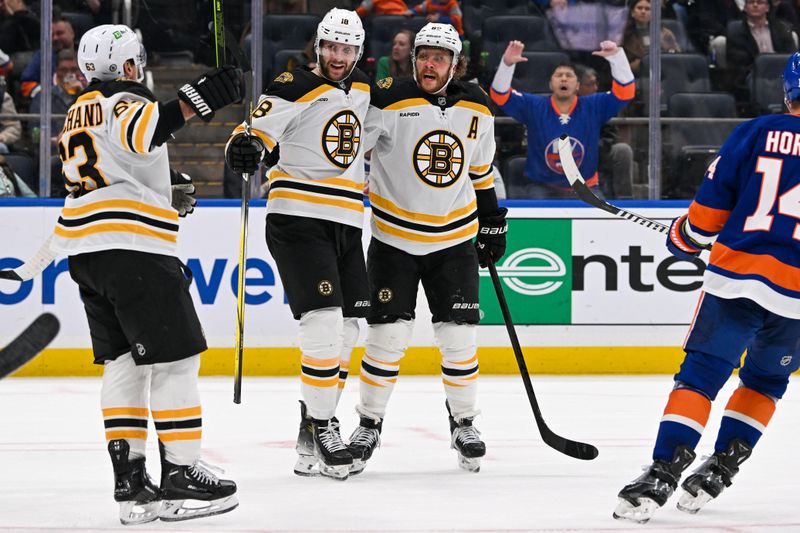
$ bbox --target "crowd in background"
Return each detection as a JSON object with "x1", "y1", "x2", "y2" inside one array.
[{"x1": 2, "y1": 0, "x2": 800, "y2": 198}]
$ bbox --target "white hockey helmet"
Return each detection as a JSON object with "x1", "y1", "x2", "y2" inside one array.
[
  {"x1": 412, "y1": 23, "x2": 462, "y2": 94},
  {"x1": 78, "y1": 24, "x2": 146, "y2": 83},
  {"x1": 315, "y1": 8, "x2": 365, "y2": 63}
]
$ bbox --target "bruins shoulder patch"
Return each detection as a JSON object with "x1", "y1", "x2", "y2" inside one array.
[
  {"x1": 274, "y1": 71, "x2": 294, "y2": 84},
  {"x1": 377, "y1": 77, "x2": 393, "y2": 89}
]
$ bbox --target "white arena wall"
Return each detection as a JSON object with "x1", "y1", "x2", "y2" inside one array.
[{"x1": 0, "y1": 200, "x2": 700, "y2": 376}]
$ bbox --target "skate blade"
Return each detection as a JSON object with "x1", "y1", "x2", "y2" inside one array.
[
  {"x1": 319, "y1": 463, "x2": 350, "y2": 481},
  {"x1": 294, "y1": 454, "x2": 320, "y2": 477},
  {"x1": 159, "y1": 495, "x2": 239, "y2": 522},
  {"x1": 349, "y1": 459, "x2": 367, "y2": 476},
  {"x1": 457, "y1": 454, "x2": 481, "y2": 473},
  {"x1": 612, "y1": 497, "x2": 659, "y2": 524},
  {"x1": 119, "y1": 500, "x2": 161, "y2": 525},
  {"x1": 677, "y1": 489, "x2": 713, "y2": 514}
]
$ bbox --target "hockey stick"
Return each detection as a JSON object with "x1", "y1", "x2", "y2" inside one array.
[
  {"x1": 557, "y1": 135, "x2": 669, "y2": 235},
  {"x1": 211, "y1": 0, "x2": 252, "y2": 404},
  {"x1": 488, "y1": 261, "x2": 599, "y2": 460},
  {"x1": 0, "y1": 236, "x2": 57, "y2": 281},
  {"x1": 0, "y1": 313, "x2": 60, "y2": 378}
]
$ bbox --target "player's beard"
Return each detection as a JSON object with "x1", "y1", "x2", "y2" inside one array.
[
  {"x1": 416, "y1": 65, "x2": 451, "y2": 94},
  {"x1": 319, "y1": 55, "x2": 355, "y2": 82}
]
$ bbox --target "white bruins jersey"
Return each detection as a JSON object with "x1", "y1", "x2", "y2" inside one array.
[
  {"x1": 230, "y1": 67, "x2": 371, "y2": 228},
  {"x1": 364, "y1": 77, "x2": 496, "y2": 255},
  {"x1": 51, "y1": 81, "x2": 179, "y2": 257}
]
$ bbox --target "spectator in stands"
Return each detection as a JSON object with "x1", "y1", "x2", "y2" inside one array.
[
  {"x1": 686, "y1": 0, "x2": 742, "y2": 63},
  {"x1": 30, "y1": 48, "x2": 85, "y2": 197},
  {"x1": 0, "y1": 81, "x2": 21, "y2": 155},
  {"x1": 0, "y1": 0, "x2": 39, "y2": 54},
  {"x1": 622, "y1": 0, "x2": 682, "y2": 76},
  {"x1": 490, "y1": 40, "x2": 635, "y2": 199},
  {"x1": 20, "y1": 16, "x2": 76, "y2": 99},
  {"x1": 375, "y1": 29, "x2": 414, "y2": 79},
  {"x1": 413, "y1": 0, "x2": 464, "y2": 37},
  {"x1": 727, "y1": 0, "x2": 796, "y2": 93},
  {"x1": 355, "y1": 0, "x2": 412, "y2": 18},
  {"x1": 578, "y1": 66, "x2": 634, "y2": 199}
]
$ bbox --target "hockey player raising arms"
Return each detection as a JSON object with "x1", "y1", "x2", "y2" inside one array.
[
  {"x1": 346, "y1": 23, "x2": 506, "y2": 474},
  {"x1": 614, "y1": 52, "x2": 800, "y2": 524},
  {"x1": 225, "y1": 8, "x2": 371, "y2": 480},
  {"x1": 51, "y1": 25, "x2": 241, "y2": 524}
]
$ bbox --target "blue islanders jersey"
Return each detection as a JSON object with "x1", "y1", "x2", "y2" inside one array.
[
  {"x1": 684, "y1": 114, "x2": 800, "y2": 319},
  {"x1": 490, "y1": 81, "x2": 633, "y2": 188}
]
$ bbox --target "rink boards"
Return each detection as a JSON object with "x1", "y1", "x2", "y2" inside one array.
[{"x1": 0, "y1": 200, "x2": 699, "y2": 376}]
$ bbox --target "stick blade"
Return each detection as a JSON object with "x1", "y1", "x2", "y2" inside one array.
[
  {"x1": 0, "y1": 269, "x2": 22, "y2": 281},
  {"x1": 0, "y1": 313, "x2": 60, "y2": 378}
]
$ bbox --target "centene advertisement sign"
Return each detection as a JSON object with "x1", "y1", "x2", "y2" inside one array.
[
  {"x1": 479, "y1": 216, "x2": 704, "y2": 325},
  {"x1": 0, "y1": 204, "x2": 699, "y2": 349}
]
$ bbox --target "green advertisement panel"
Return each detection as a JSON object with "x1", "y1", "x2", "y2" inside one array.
[{"x1": 479, "y1": 219, "x2": 573, "y2": 325}]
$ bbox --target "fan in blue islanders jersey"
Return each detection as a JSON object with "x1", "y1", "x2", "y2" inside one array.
[
  {"x1": 490, "y1": 39, "x2": 634, "y2": 199},
  {"x1": 225, "y1": 8, "x2": 371, "y2": 481},
  {"x1": 344, "y1": 22, "x2": 506, "y2": 476},
  {"x1": 50, "y1": 24, "x2": 242, "y2": 524},
  {"x1": 613, "y1": 52, "x2": 800, "y2": 524}
]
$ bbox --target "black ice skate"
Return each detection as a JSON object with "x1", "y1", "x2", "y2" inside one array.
[
  {"x1": 613, "y1": 446, "x2": 696, "y2": 524},
  {"x1": 159, "y1": 456, "x2": 238, "y2": 522},
  {"x1": 447, "y1": 403, "x2": 486, "y2": 473},
  {"x1": 294, "y1": 400, "x2": 317, "y2": 476},
  {"x1": 677, "y1": 438, "x2": 752, "y2": 514},
  {"x1": 347, "y1": 415, "x2": 382, "y2": 475},
  {"x1": 312, "y1": 417, "x2": 353, "y2": 480},
  {"x1": 108, "y1": 439, "x2": 161, "y2": 526}
]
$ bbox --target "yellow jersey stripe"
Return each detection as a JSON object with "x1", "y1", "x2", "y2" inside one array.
[
  {"x1": 469, "y1": 163, "x2": 492, "y2": 174},
  {"x1": 234, "y1": 124, "x2": 277, "y2": 150},
  {"x1": 106, "y1": 430, "x2": 148, "y2": 440},
  {"x1": 454, "y1": 100, "x2": 492, "y2": 116},
  {"x1": 118, "y1": 102, "x2": 142, "y2": 152},
  {"x1": 134, "y1": 103, "x2": 156, "y2": 153},
  {"x1": 76, "y1": 91, "x2": 102, "y2": 104},
  {"x1": 370, "y1": 192, "x2": 476, "y2": 224},
  {"x1": 297, "y1": 85, "x2": 334, "y2": 103},
  {"x1": 158, "y1": 430, "x2": 202, "y2": 442},
  {"x1": 352, "y1": 82, "x2": 370, "y2": 93},
  {"x1": 269, "y1": 169, "x2": 363, "y2": 191},
  {"x1": 102, "y1": 407, "x2": 149, "y2": 417},
  {"x1": 55, "y1": 223, "x2": 178, "y2": 243},
  {"x1": 61, "y1": 199, "x2": 179, "y2": 221},
  {"x1": 151, "y1": 406, "x2": 202, "y2": 419},
  {"x1": 385, "y1": 98, "x2": 430, "y2": 111},
  {"x1": 374, "y1": 218, "x2": 478, "y2": 243},
  {"x1": 268, "y1": 189, "x2": 365, "y2": 212}
]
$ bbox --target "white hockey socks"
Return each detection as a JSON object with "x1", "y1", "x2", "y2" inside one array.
[
  {"x1": 102, "y1": 353, "x2": 151, "y2": 459},
  {"x1": 299, "y1": 307, "x2": 344, "y2": 420},
  {"x1": 150, "y1": 355, "x2": 202, "y2": 466},
  {"x1": 336, "y1": 317, "x2": 361, "y2": 404},
  {"x1": 435, "y1": 322, "x2": 480, "y2": 420},
  {"x1": 357, "y1": 320, "x2": 414, "y2": 420}
]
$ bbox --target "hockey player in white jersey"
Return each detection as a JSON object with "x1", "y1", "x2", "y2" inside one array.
[
  {"x1": 347, "y1": 23, "x2": 507, "y2": 474},
  {"x1": 225, "y1": 8, "x2": 371, "y2": 480},
  {"x1": 52, "y1": 25, "x2": 241, "y2": 524}
]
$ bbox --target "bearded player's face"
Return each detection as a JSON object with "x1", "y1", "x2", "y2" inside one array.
[{"x1": 318, "y1": 41, "x2": 359, "y2": 81}]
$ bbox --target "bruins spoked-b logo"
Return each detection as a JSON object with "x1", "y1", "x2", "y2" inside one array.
[
  {"x1": 322, "y1": 110, "x2": 361, "y2": 169},
  {"x1": 413, "y1": 130, "x2": 464, "y2": 188},
  {"x1": 318, "y1": 280, "x2": 334, "y2": 296},
  {"x1": 377, "y1": 287, "x2": 393, "y2": 303}
]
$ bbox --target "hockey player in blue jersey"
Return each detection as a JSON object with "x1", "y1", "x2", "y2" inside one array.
[
  {"x1": 489, "y1": 39, "x2": 634, "y2": 199},
  {"x1": 613, "y1": 52, "x2": 800, "y2": 524}
]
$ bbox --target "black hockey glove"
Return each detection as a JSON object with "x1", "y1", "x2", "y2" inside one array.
[
  {"x1": 225, "y1": 132, "x2": 266, "y2": 175},
  {"x1": 170, "y1": 169, "x2": 196, "y2": 217},
  {"x1": 475, "y1": 208, "x2": 508, "y2": 268},
  {"x1": 177, "y1": 65, "x2": 242, "y2": 123}
]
